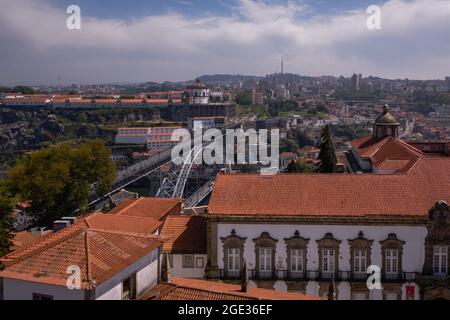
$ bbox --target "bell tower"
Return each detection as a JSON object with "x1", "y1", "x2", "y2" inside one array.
[{"x1": 373, "y1": 105, "x2": 399, "y2": 139}]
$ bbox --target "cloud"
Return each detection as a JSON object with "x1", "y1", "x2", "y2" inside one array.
[{"x1": 0, "y1": 0, "x2": 449, "y2": 85}]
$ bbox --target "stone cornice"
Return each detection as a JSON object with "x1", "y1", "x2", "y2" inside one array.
[{"x1": 205, "y1": 214, "x2": 427, "y2": 226}]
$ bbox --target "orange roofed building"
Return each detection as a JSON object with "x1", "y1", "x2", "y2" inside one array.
[
  {"x1": 347, "y1": 105, "x2": 427, "y2": 174},
  {"x1": 0, "y1": 213, "x2": 163, "y2": 300},
  {"x1": 141, "y1": 277, "x2": 321, "y2": 301},
  {"x1": 205, "y1": 149, "x2": 450, "y2": 299}
]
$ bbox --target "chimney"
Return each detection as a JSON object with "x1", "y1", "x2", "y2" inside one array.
[{"x1": 52, "y1": 220, "x2": 71, "y2": 232}]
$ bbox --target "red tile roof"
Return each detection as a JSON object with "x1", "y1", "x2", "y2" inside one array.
[
  {"x1": 85, "y1": 213, "x2": 162, "y2": 235},
  {"x1": 0, "y1": 215, "x2": 162, "y2": 288},
  {"x1": 110, "y1": 197, "x2": 182, "y2": 221},
  {"x1": 168, "y1": 278, "x2": 321, "y2": 300},
  {"x1": 142, "y1": 278, "x2": 321, "y2": 300},
  {"x1": 142, "y1": 283, "x2": 252, "y2": 300},
  {"x1": 351, "y1": 136, "x2": 425, "y2": 173},
  {"x1": 160, "y1": 215, "x2": 207, "y2": 254},
  {"x1": 208, "y1": 157, "x2": 450, "y2": 218}
]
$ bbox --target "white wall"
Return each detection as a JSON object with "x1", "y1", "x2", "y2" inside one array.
[
  {"x1": 2, "y1": 279, "x2": 85, "y2": 300},
  {"x1": 96, "y1": 248, "x2": 159, "y2": 300},
  {"x1": 216, "y1": 223, "x2": 425, "y2": 300},
  {"x1": 217, "y1": 223, "x2": 427, "y2": 273},
  {"x1": 2, "y1": 247, "x2": 160, "y2": 300},
  {"x1": 170, "y1": 254, "x2": 207, "y2": 279}
]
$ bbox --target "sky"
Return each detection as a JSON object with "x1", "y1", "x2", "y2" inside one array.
[{"x1": 0, "y1": 0, "x2": 450, "y2": 85}]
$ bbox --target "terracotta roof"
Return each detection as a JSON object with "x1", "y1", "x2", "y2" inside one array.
[
  {"x1": 11, "y1": 231, "x2": 46, "y2": 250},
  {"x1": 351, "y1": 136, "x2": 425, "y2": 173},
  {"x1": 110, "y1": 197, "x2": 182, "y2": 220},
  {"x1": 167, "y1": 278, "x2": 321, "y2": 300},
  {"x1": 0, "y1": 215, "x2": 162, "y2": 288},
  {"x1": 85, "y1": 213, "x2": 162, "y2": 235},
  {"x1": 160, "y1": 215, "x2": 207, "y2": 254},
  {"x1": 142, "y1": 278, "x2": 320, "y2": 300},
  {"x1": 142, "y1": 283, "x2": 252, "y2": 300},
  {"x1": 189, "y1": 79, "x2": 208, "y2": 90},
  {"x1": 208, "y1": 157, "x2": 450, "y2": 218}
]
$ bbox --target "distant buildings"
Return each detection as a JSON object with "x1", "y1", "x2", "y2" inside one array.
[
  {"x1": 351, "y1": 73, "x2": 362, "y2": 91},
  {"x1": 115, "y1": 126, "x2": 182, "y2": 151}
]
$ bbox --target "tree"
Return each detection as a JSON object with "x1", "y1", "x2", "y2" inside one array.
[
  {"x1": 317, "y1": 125, "x2": 337, "y2": 173},
  {"x1": 0, "y1": 181, "x2": 14, "y2": 257},
  {"x1": 235, "y1": 91, "x2": 253, "y2": 106},
  {"x1": 8, "y1": 140, "x2": 117, "y2": 225},
  {"x1": 287, "y1": 159, "x2": 314, "y2": 173},
  {"x1": 12, "y1": 86, "x2": 35, "y2": 94}
]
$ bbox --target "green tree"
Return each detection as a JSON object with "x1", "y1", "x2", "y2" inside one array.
[
  {"x1": 12, "y1": 86, "x2": 35, "y2": 94},
  {"x1": 235, "y1": 91, "x2": 253, "y2": 106},
  {"x1": 0, "y1": 181, "x2": 14, "y2": 257},
  {"x1": 317, "y1": 125, "x2": 337, "y2": 173},
  {"x1": 8, "y1": 140, "x2": 117, "y2": 225},
  {"x1": 239, "y1": 164, "x2": 258, "y2": 173},
  {"x1": 287, "y1": 159, "x2": 314, "y2": 173}
]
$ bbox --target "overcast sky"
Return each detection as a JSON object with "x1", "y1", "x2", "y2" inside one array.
[{"x1": 1, "y1": 0, "x2": 450, "y2": 85}]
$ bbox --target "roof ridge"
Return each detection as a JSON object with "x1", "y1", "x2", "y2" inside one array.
[
  {"x1": 88, "y1": 228, "x2": 162, "y2": 239},
  {"x1": 3, "y1": 224, "x2": 86, "y2": 267}
]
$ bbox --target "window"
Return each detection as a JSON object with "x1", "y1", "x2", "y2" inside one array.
[
  {"x1": 433, "y1": 246, "x2": 448, "y2": 276},
  {"x1": 228, "y1": 248, "x2": 240, "y2": 271},
  {"x1": 182, "y1": 254, "x2": 194, "y2": 268},
  {"x1": 290, "y1": 249, "x2": 304, "y2": 272},
  {"x1": 385, "y1": 249, "x2": 398, "y2": 277},
  {"x1": 32, "y1": 293, "x2": 54, "y2": 300},
  {"x1": 354, "y1": 250, "x2": 367, "y2": 276},
  {"x1": 380, "y1": 233, "x2": 404, "y2": 279},
  {"x1": 196, "y1": 257, "x2": 205, "y2": 269},
  {"x1": 322, "y1": 249, "x2": 335, "y2": 273},
  {"x1": 122, "y1": 274, "x2": 137, "y2": 300},
  {"x1": 259, "y1": 248, "x2": 272, "y2": 271}
]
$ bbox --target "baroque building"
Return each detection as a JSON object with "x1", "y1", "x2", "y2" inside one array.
[{"x1": 204, "y1": 155, "x2": 450, "y2": 300}]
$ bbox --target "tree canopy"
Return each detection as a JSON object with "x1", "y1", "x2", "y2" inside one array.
[
  {"x1": 235, "y1": 91, "x2": 253, "y2": 106},
  {"x1": 7, "y1": 140, "x2": 117, "y2": 225},
  {"x1": 286, "y1": 159, "x2": 314, "y2": 173},
  {"x1": 317, "y1": 125, "x2": 337, "y2": 173},
  {"x1": 0, "y1": 181, "x2": 14, "y2": 257}
]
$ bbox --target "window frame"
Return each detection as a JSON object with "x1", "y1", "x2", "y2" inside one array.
[{"x1": 182, "y1": 254, "x2": 195, "y2": 268}]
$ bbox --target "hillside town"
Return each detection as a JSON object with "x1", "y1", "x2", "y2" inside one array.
[{"x1": 1, "y1": 0, "x2": 450, "y2": 305}]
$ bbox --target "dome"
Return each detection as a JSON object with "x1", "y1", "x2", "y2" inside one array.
[
  {"x1": 374, "y1": 105, "x2": 399, "y2": 125},
  {"x1": 189, "y1": 79, "x2": 208, "y2": 89}
]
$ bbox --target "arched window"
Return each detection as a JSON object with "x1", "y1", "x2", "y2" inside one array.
[
  {"x1": 221, "y1": 229, "x2": 246, "y2": 279},
  {"x1": 380, "y1": 234, "x2": 405, "y2": 280},
  {"x1": 317, "y1": 233, "x2": 341, "y2": 280},
  {"x1": 348, "y1": 232, "x2": 373, "y2": 280},
  {"x1": 253, "y1": 232, "x2": 278, "y2": 279},
  {"x1": 284, "y1": 231, "x2": 309, "y2": 280}
]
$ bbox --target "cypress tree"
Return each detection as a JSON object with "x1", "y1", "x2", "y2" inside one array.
[{"x1": 317, "y1": 125, "x2": 337, "y2": 173}]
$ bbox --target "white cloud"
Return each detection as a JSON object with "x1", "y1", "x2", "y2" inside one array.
[{"x1": 0, "y1": 0, "x2": 449, "y2": 84}]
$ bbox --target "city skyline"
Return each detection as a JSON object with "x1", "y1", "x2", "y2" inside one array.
[{"x1": 1, "y1": 0, "x2": 450, "y2": 85}]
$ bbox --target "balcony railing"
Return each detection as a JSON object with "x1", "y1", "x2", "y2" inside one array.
[{"x1": 214, "y1": 269, "x2": 420, "y2": 282}]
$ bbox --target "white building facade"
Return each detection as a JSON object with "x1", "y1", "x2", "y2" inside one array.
[{"x1": 211, "y1": 221, "x2": 426, "y2": 300}]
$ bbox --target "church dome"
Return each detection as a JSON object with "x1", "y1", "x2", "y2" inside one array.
[
  {"x1": 189, "y1": 79, "x2": 208, "y2": 89},
  {"x1": 374, "y1": 105, "x2": 399, "y2": 125}
]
